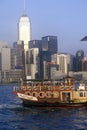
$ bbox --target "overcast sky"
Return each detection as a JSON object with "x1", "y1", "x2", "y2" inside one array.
[{"x1": 0, "y1": 0, "x2": 87, "y2": 55}]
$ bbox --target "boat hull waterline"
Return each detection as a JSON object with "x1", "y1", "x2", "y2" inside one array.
[{"x1": 16, "y1": 92, "x2": 87, "y2": 108}]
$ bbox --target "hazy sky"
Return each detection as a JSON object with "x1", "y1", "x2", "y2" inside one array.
[{"x1": 0, "y1": 0, "x2": 87, "y2": 55}]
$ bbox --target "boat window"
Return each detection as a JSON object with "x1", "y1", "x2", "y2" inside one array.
[
  {"x1": 84, "y1": 92, "x2": 87, "y2": 97},
  {"x1": 27, "y1": 93, "x2": 30, "y2": 95},
  {"x1": 40, "y1": 93, "x2": 43, "y2": 96},
  {"x1": 80, "y1": 92, "x2": 83, "y2": 97},
  {"x1": 33, "y1": 93, "x2": 36, "y2": 97},
  {"x1": 46, "y1": 93, "x2": 51, "y2": 96}
]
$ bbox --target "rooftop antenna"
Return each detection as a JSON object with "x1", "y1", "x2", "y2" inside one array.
[
  {"x1": 24, "y1": 0, "x2": 25, "y2": 11},
  {"x1": 23, "y1": 0, "x2": 26, "y2": 15}
]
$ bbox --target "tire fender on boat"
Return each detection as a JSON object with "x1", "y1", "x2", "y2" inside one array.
[
  {"x1": 39, "y1": 91, "x2": 45, "y2": 98},
  {"x1": 53, "y1": 91, "x2": 59, "y2": 98},
  {"x1": 46, "y1": 91, "x2": 52, "y2": 98},
  {"x1": 32, "y1": 92, "x2": 39, "y2": 97},
  {"x1": 25, "y1": 91, "x2": 31, "y2": 96}
]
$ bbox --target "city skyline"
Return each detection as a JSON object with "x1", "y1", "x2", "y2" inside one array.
[{"x1": 0, "y1": 0, "x2": 87, "y2": 54}]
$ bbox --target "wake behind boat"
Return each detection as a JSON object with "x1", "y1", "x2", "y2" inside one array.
[{"x1": 13, "y1": 77, "x2": 87, "y2": 108}]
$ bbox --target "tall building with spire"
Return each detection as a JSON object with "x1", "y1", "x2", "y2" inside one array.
[
  {"x1": 17, "y1": 0, "x2": 32, "y2": 78},
  {"x1": 18, "y1": 0, "x2": 31, "y2": 51}
]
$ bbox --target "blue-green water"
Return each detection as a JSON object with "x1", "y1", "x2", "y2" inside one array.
[{"x1": 0, "y1": 85, "x2": 87, "y2": 130}]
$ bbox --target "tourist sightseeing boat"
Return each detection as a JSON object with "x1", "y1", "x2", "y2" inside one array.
[{"x1": 13, "y1": 77, "x2": 87, "y2": 108}]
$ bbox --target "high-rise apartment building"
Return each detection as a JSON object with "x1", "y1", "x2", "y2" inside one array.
[
  {"x1": 56, "y1": 53, "x2": 71, "y2": 74},
  {"x1": 82, "y1": 57, "x2": 87, "y2": 71},
  {"x1": 40, "y1": 36, "x2": 58, "y2": 79},
  {"x1": 0, "y1": 41, "x2": 8, "y2": 70},
  {"x1": 1, "y1": 46, "x2": 11, "y2": 71},
  {"x1": 26, "y1": 48, "x2": 40, "y2": 79},
  {"x1": 0, "y1": 41, "x2": 7, "y2": 52},
  {"x1": 11, "y1": 41, "x2": 24, "y2": 70},
  {"x1": 75, "y1": 50, "x2": 84, "y2": 71}
]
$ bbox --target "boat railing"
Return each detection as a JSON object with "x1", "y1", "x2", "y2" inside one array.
[
  {"x1": 21, "y1": 85, "x2": 54, "y2": 91},
  {"x1": 20, "y1": 84, "x2": 74, "y2": 91}
]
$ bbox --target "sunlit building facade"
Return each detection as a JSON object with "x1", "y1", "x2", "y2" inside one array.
[
  {"x1": 1, "y1": 46, "x2": 11, "y2": 71},
  {"x1": 26, "y1": 48, "x2": 40, "y2": 79},
  {"x1": 18, "y1": 13, "x2": 31, "y2": 51},
  {"x1": 57, "y1": 53, "x2": 71, "y2": 74}
]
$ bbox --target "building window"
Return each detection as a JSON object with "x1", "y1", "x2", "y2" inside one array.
[{"x1": 80, "y1": 92, "x2": 83, "y2": 97}]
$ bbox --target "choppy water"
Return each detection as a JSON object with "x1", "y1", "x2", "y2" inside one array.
[{"x1": 0, "y1": 85, "x2": 87, "y2": 130}]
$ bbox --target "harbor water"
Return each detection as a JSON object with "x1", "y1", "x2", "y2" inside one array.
[{"x1": 0, "y1": 85, "x2": 87, "y2": 130}]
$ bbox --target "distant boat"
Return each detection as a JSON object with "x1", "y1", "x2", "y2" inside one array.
[{"x1": 13, "y1": 77, "x2": 87, "y2": 108}]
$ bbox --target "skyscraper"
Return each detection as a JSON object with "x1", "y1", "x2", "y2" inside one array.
[
  {"x1": 42, "y1": 36, "x2": 58, "y2": 54},
  {"x1": 11, "y1": 41, "x2": 24, "y2": 70},
  {"x1": 57, "y1": 53, "x2": 71, "y2": 74},
  {"x1": 40, "y1": 36, "x2": 58, "y2": 79},
  {"x1": 18, "y1": 0, "x2": 31, "y2": 51},
  {"x1": 75, "y1": 50, "x2": 84, "y2": 71},
  {"x1": 17, "y1": 0, "x2": 32, "y2": 77},
  {"x1": 1, "y1": 46, "x2": 11, "y2": 71},
  {"x1": 26, "y1": 48, "x2": 40, "y2": 79}
]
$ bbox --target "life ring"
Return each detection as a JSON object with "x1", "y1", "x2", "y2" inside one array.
[
  {"x1": 53, "y1": 91, "x2": 59, "y2": 98},
  {"x1": 32, "y1": 92, "x2": 38, "y2": 97},
  {"x1": 39, "y1": 92, "x2": 45, "y2": 98},
  {"x1": 46, "y1": 91, "x2": 52, "y2": 98}
]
